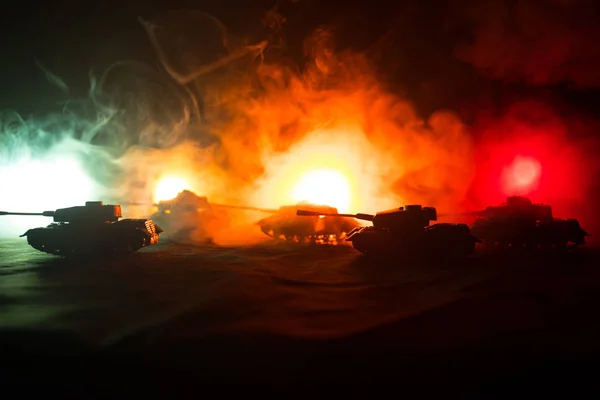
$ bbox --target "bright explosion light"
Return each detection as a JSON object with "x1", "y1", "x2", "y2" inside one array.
[
  {"x1": 253, "y1": 127, "x2": 402, "y2": 215},
  {"x1": 291, "y1": 169, "x2": 351, "y2": 212},
  {"x1": 512, "y1": 157, "x2": 541, "y2": 186},
  {"x1": 154, "y1": 177, "x2": 190, "y2": 203},
  {"x1": 0, "y1": 156, "x2": 97, "y2": 237},
  {"x1": 501, "y1": 155, "x2": 542, "y2": 196}
]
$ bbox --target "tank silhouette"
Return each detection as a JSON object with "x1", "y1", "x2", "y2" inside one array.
[
  {"x1": 297, "y1": 204, "x2": 480, "y2": 257},
  {"x1": 0, "y1": 201, "x2": 163, "y2": 256},
  {"x1": 148, "y1": 190, "x2": 218, "y2": 244},
  {"x1": 254, "y1": 202, "x2": 362, "y2": 244},
  {"x1": 147, "y1": 190, "x2": 260, "y2": 243},
  {"x1": 460, "y1": 196, "x2": 589, "y2": 250},
  {"x1": 145, "y1": 191, "x2": 359, "y2": 245}
]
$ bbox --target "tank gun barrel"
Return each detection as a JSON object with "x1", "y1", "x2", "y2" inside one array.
[
  {"x1": 210, "y1": 203, "x2": 279, "y2": 214},
  {"x1": 122, "y1": 200, "x2": 279, "y2": 214},
  {"x1": 0, "y1": 211, "x2": 54, "y2": 217},
  {"x1": 296, "y1": 209, "x2": 375, "y2": 221}
]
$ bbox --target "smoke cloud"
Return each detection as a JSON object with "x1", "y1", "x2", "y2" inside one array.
[
  {"x1": 1, "y1": 4, "x2": 598, "y2": 243},
  {"x1": 453, "y1": 0, "x2": 600, "y2": 87}
]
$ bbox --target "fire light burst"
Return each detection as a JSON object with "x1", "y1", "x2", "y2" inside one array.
[
  {"x1": 291, "y1": 169, "x2": 351, "y2": 212},
  {"x1": 154, "y1": 176, "x2": 191, "y2": 203},
  {"x1": 252, "y1": 127, "x2": 402, "y2": 214},
  {"x1": 0, "y1": 152, "x2": 98, "y2": 237}
]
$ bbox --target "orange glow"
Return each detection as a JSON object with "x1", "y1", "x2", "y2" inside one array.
[
  {"x1": 251, "y1": 127, "x2": 408, "y2": 214},
  {"x1": 154, "y1": 177, "x2": 190, "y2": 202},
  {"x1": 110, "y1": 16, "x2": 479, "y2": 245},
  {"x1": 291, "y1": 169, "x2": 351, "y2": 212}
]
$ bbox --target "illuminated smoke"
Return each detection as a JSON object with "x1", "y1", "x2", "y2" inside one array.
[
  {"x1": 450, "y1": 0, "x2": 600, "y2": 235},
  {"x1": 2, "y1": 5, "x2": 596, "y2": 243},
  {"x1": 139, "y1": 11, "x2": 476, "y2": 216},
  {"x1": 0, "y1": 57, "x2": 198, "y2": 237},
  {"x1": 466, "y1": 100, "x2": 600, "y2": 235}
]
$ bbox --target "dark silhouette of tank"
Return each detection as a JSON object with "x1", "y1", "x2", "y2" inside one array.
[
  {"x1": 255, "y1": 202, "x2": 362, "y2": 244},
  {"x1": 0, "y1": 201, "x2": 163, "y2": 257},
  {"x1": 460, "y1": 196, "x2": 589, "y2": 250},
  {"x1": 297, "y1": 204, "x2": 480, "y2": 257}
]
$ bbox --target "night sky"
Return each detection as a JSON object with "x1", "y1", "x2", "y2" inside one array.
[{"x1": 2, "y1": 0, "x2": 598, "y2": 117}]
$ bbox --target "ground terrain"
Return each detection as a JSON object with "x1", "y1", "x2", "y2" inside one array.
[{"x1": 1, "y1": 237, "x2": 599, "y2": 394}]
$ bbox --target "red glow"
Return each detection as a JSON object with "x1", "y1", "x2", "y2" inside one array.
[
  {"x1": 465, "y1": 102, "x2": 592, "y2": 214},
  {"x1": 502, "y1": 155, "x2": 542, "y2": 195}
]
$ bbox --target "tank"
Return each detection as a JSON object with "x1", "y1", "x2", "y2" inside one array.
[
  {"x1": 256, "y1": 202, "x2": 362, "y2": 244},
  {"x1": 462, "y1": 196, "x2": 589, "y2": 250},
  {"x1": 148, "y1": 190, "x2": 218, "y2": 244},
  {"x1": 297, "y1": 204, "x2": 480, "y2": 258},
  {"x1": 142, "y1": 190, "x2": 362, "y2": 245},
  {"x1": 0, "y1": 201, "x2": 163, "y2": 257}
]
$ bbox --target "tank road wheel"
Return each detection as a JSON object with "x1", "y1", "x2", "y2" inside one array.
[{"x1": 327, "y1": 234, "x2": 337, "y2": 245}]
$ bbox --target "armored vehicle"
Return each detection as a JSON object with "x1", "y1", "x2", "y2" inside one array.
[
  {"x1": 0, "y1": 201, "x2": 163, "y2": 256},
  {"x1": 148, "y1": 190, "x2": 218, "y2": 244},
  {"x1": 297, "y1": 204, "x2": 480, "y2": 258},
  {"x1": 145, "y1": 191, "x2": 360, "y2": 244},
  {"x1": 462, "y1": 196, "x2": 589, "y2": 250},
  {"x1": 256, "y1": 202, "x2": 362, "y2": 244}
]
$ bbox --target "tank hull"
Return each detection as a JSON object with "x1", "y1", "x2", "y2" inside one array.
[
  {"x1": 20, "y1": 219, "x2": 162, "y2": 257},
  {"x1": 345, "y1": 223, "x2": 480, "y2": 258},
  {"x1": 471, "y1": 217, "x2": 588, "y2": 250}
]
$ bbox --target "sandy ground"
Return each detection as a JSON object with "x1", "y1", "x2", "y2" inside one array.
[{"x1": 1, "y1": 237, "x2": 600, "y2": 394}]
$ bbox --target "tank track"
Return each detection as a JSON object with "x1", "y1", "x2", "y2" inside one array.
[
  {"x1": 26, "y1": 237, "x2": 148, "y2": 257},
  {"x1": 261, "y1": 229, "x2": 348, "y2": 245}
]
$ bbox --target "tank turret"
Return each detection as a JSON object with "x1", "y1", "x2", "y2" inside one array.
[
  {"x1": 0, "y1": 201, "x2": 122, "y2": 223},
  {"x1": 297, "y1": 204, "x2": 479, "y2": 258},
  {"x1": 1, "y1": 201, "x2": 163, "y2": 257}
]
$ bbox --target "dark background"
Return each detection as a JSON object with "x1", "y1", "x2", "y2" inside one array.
[{"x1": 3, "y1": 0, "x2": 599, "y2": 118}]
